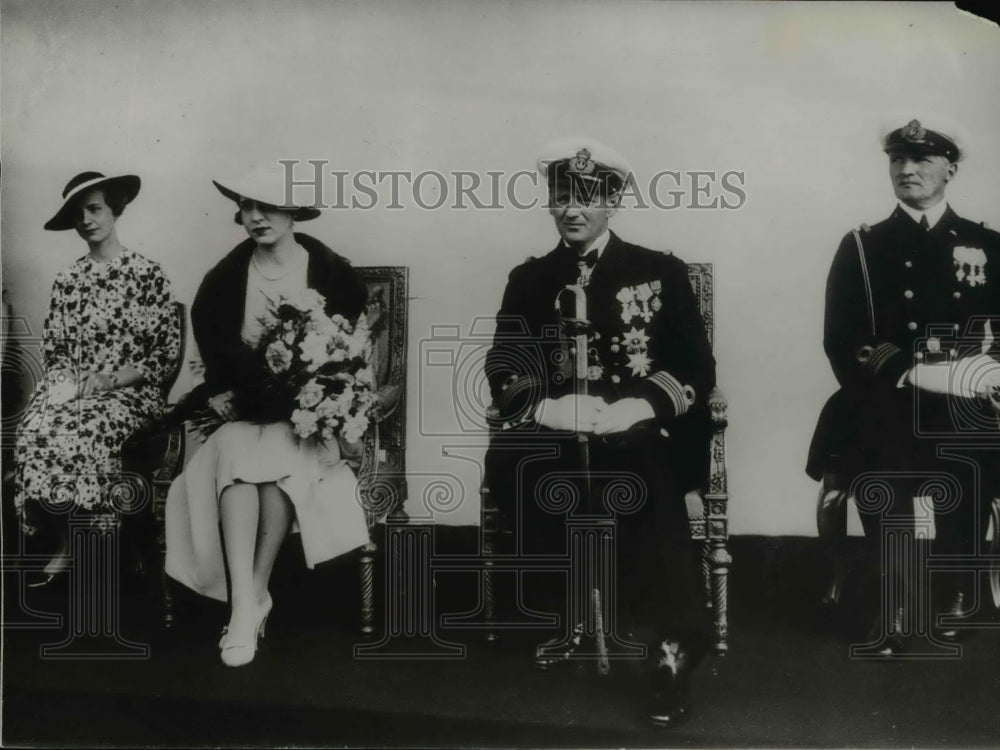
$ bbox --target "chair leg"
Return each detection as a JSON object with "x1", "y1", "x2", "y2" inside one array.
[
  {"x1": 817, "y1": 474, "x2": 850, "y2": 606},
  {"x1": 708, "y1": 539, "x2": 731, "y2": 655},
  {"x1": 360, "y1": 541, "x2": 376, "y2": 637},
  {"x1": 481, "y1": 493, "x2": 499, "y2": 643},
  {"x1": 702, "y1": 542, "x2": 713, "y2": 609},
  {"x1": 990, "y1": 496, "x2": 1000, "y2": 610},
  {"x1": 483, "y1": 555, "x2": 497, "y2": 644},
  {"x1": 162, "y1": 568, "x2": 174, "y2": 629}
]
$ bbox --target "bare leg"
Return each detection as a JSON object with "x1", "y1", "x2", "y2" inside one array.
[
  {"x1": 220, "y1": 482, "x2": 261, "y2": 617},
  {"x1": 253, "y1": 482, "x2": 293, "y2": 602}
]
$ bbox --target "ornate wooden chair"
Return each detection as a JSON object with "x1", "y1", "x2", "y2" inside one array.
[
  {"x1": 121, "y1": 301, "x2": 187, "y2": 593},
  {"x1": 354, "y1": 266, "x2": 410, "y2": 635},
  {"x1": 479, "y1": 262, "x2": 732, "y2": 654}
]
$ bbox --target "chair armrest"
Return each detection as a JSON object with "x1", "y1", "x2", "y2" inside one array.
[
  {"x1": 708, "y1": 386, "x2": 728, "y2": 430},
  {"x1": 122, "y1": 411, "x2": 187, "y2": 488},
  {"x1": 485, "y1": 404, "x2": 506, "y2": 429},
  {"x1": 371, "y1": 383, "x2": 402, "y2": 423}
]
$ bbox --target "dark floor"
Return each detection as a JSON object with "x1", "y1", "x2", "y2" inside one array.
[{"x1": 3, "y1": 531, "x2": 1000, "y2": 748}]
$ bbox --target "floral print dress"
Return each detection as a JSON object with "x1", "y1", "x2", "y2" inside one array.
[{"x1": 14, "y1": 248, "x2": 181, "y2": 533}]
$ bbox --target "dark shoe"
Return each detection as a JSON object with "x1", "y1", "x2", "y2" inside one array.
[
  {"x1": 936, "y1": 592, "x2": 970, "y2": 642},
  {"x1": 648, "y1": 690, "x2": 692, "y2": 729},
  {"x1": 646, "y1": 639, "x2": 702, "y2": 728},
  {"x1": 863, "y1": 607, "x2": 906, "y2": 657},
  {"x1": 534, "y1": 622, "x2": 586, "y2": 671},
  {"x1": 25, "y1": 570, "x2": 68, "y2": 589}
]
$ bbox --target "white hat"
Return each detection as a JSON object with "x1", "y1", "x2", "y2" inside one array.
[
  {"x1": 537, "y1": 136, "x2": 633, "y2": 189},
  {"x1": 212, "y1": 167, "x2": 321, "y2": 221}
]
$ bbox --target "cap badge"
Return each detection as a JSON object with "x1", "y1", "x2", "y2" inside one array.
[
  {"x1": 901, "y1": 119, "x2": 926, "y2": 143},
  {"x1": 573, "y1": 148, "x2": 595, "y2": 175}
]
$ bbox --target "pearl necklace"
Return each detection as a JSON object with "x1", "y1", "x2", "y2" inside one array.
[{"x1": 251, "y1": 250, "x2": 296, "y2": 281}]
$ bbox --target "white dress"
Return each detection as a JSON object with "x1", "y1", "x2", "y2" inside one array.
[{"x1": 164, "y1": 249, "x2": 370, "y2": 602}]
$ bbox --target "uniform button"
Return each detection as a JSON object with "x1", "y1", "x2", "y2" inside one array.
[
  {"x1": 611, "y1": 374, "x2": 621, "y2": 384},
  {"x1": 611, "y1": 336, "x2": 620, "y2": 343},
  {"x1": 953, "y1": 291, "x2": 961, "y2": 299},
  {"x1": 907, "y1": 322, "x2": 918, "y2": 331},
  {"x1": 569, "y1": 346, "x2": 576, "y2": 355},
  {"x1": 904, "y1": 290, "x2": 914, "y2": 299},
  {"x1": 610, "y1": 344, "x2": 620, "y2": 353},
  {"x1": 904, "y1": 261, "x2": 913, "y2": 269}
]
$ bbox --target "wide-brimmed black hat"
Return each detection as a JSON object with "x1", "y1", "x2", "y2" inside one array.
[
  {"x1": 44, "y1": 172, "x2": 141, "y2": 231},
  {"x1": 212, "y1": 169, "x2": 321, "y2": 221}
]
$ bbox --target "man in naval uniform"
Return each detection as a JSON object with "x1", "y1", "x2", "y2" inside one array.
[
  {"x1": 484, "y1": 138, "x2": 715, "y2": 726},
  {"x1": 820, "y1": 117, "x2": 1000, "y2": 652}
]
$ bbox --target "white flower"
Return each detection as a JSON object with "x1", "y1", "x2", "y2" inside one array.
[
  {"x1": 315, "y1": 398, "x2": 340, "y2": 421},
  {"x1": 288, "y1": 288, "x2": 327, "y2": 314},
  {"x1": 297, "y1": 379, "x2": 325, "y2": 409},
  {"x1": 338, "y1": 386, "x2": 357, "y2": 414},
  {"x1": 341, "y1": 413, "x2": 369, "y2": 444},
  {"x1": 291, "y1": 408, "x2": 319, "y2": 438},
  {"x1": 356, "y1": 365, "x2": 376, "y2": 387},
  {"x1": 299, "y1": 331, "x2": 331, "y2": 370},
  {"x1": 265, "y1": 341, "x2": 293, "y2": 374}
]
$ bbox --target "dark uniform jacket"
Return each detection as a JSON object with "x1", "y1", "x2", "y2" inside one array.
[
  {"x1": 486, "y1": 230, "x2": 716, "y2": 492},
  {"x1": 483, "y1": 231, "x2": 715, "y2": 633},
  {"x1": 809, "y1": 205, "x2": 1000, "y2": 476}
]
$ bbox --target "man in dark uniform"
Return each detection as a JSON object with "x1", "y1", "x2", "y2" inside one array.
[
  {"x1": 820, "y1": 117, "x2": 1000, "y2": 652},
  {"x1": 484, "y1": 137, "x2": 715, "y2": 726}
]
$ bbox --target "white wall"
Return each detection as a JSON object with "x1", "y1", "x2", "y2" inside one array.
[{"x1": 3, "y1": 0, "x2": 999, "y2": 532}]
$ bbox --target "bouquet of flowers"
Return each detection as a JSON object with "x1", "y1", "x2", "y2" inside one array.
[{"x1": 192, "y1": 288, "x2": 379, "y2": 444}]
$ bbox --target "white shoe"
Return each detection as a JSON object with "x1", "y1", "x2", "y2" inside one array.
[{"x1": 220, "y1": 593, "x2": 272, "y2": 667}]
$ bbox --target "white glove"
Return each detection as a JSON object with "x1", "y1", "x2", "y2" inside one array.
[
  {"x1": 534, "y1": 395, "x2": 607, "y2": 432},
  {"x1": 593, "y1": 397, "x2": 656, "y2": 435},
  {"x1": 907, "y1": 355, "x2": 1000, "y2": 398}
]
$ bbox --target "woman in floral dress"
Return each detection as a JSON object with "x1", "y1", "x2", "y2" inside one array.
[
  {"x1": 14, "y1": 171, "x2": 182, "y2": 585},
  {"x1": 165, "y1": 170, "x2": 370, "y2": 667}
]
